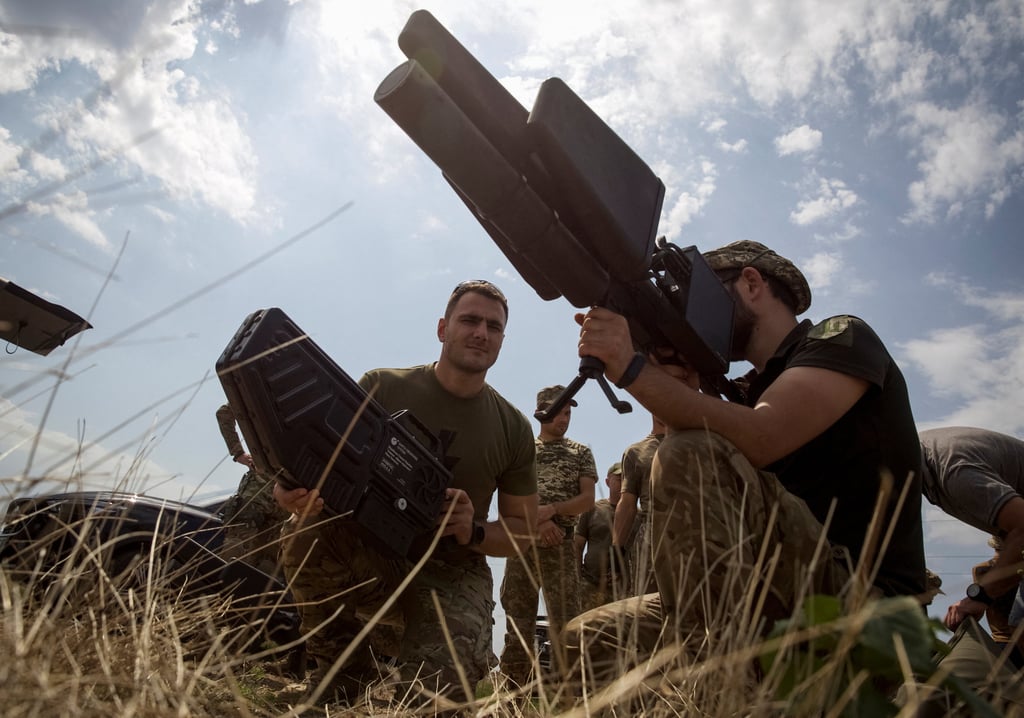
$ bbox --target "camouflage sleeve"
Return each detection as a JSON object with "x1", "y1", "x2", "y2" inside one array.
[{"x1": 215, "y1": 403, "x2": 245, "y2": 458}]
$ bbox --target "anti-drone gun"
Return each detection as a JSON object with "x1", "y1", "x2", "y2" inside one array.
[{"x1": 374, "y1": 10, "x2": 737, "y2": 418}]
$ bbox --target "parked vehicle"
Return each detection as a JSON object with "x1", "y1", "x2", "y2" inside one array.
[{"x1": 0, "y1": 490, "x2": 303, "y2": 670}]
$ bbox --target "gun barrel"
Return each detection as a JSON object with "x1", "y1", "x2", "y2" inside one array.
[
  {"x1": 397, "y1": 9, "x2": 530, "y2": 173},
  {"x1": 375, "y1": 59, "x2": 610, "y2": 307}
]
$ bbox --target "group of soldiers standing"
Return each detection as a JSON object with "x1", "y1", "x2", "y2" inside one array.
[{"x1": 497, "y1": 385, "x2": 663, "y2": 685}]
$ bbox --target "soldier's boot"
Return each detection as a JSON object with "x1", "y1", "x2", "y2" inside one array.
[{"x1": 302, "y1": 661, "x2": 385, "y2": 707}]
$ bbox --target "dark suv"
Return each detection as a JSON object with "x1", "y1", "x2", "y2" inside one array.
[{"x1": 0, "y1": 490, "x2": 302, "y2": 664}]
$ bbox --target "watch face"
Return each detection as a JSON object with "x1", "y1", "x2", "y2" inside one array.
[{"x1": 967, "y1": 583, "x2": 990, "y2": 603}]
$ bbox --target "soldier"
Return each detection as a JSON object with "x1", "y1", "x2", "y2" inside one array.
[
  {"x1": 919, "y1": 427, "x2": 1024, "y2": 641},
  {"x1": 215, "y1": 402, "x2": 289, "y2": 576},
  {"x1": 567, "y1": 240, "x2": 926, "y2": 686},
  {"x1": 273, "y1": 280, "x2": 556, "y2": 706},
  {"x1": 613, "y1": 414, "x2": 667, "y2": 596},
  {"x1": 575, "y1": 462, "x2": 626, "y2": 611},
  {"x1": 499, "y1": 385, "x2": 597, "y2": 685}
]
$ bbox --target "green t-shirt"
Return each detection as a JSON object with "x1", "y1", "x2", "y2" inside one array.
[
  {"x1": 359, "y1": 364, "x2": 536, "y2": 523},
  {"x1": 621, "y1": 433, "x2": 663, "y2": 518}
]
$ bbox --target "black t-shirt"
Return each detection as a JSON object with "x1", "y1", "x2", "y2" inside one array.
[{"x1": 744, "y1": 316, "x2": 926, "y2": 597}]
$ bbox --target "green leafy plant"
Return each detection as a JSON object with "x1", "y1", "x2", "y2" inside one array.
[{"x1": 760, "y1": 595, "x2": 1001, "y2": 717}]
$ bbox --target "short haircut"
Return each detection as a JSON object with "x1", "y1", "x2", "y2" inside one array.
[{"x1": 445, "y1": 279, "x2": 509, "y2": 321}]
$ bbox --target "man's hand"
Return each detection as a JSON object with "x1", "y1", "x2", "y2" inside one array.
[
  {"x1": 944, "y1": 597, "x2": 987, "y2": 631},
  {"x1": 234, "y1": 452, "x2": 254, "y2": 469},
  {"x1": 537, "y1": 503, "x2": 558, "y2": 523},
  {"x1": 273, "y1": 482, "x2": 324, "y2": 519},
  {"x1": 537, "y1": 519, "x2": 564, "y2": 548},
  {"x1": 439, "y1": 488, "x2": 476, "y2": 545},
  {"x1": 575, "y1": 307, "x2": 636, "y2": 384},
  {"x1": 649, "y1": 349, "x2": 701, "y2": 390}
]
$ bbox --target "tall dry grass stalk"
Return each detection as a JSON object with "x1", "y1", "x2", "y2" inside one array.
[{"x1": 2, "y1": 462, "x2": 1014, "y2": 717}]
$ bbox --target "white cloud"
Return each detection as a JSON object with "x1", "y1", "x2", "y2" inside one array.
[
  {"x1": 790, "y1": 177, "x2": 859, "y2": 225},
  {"x1": 775, "y1": 124, "x2": 823, "y2": 156},
  {"x1": 1, "y1": 0, "x2": 263, "y2": 229},
  {"x1": 286, "y1": 1, "x2": 1024, "y2": 228},
  {"x1": 659, "y1": 159, "x2": 717, "y2": 239},
  {"x1": 903, "y1": 99, "x2": 1024, "y2": 223},
  {"x1": 0, "y1": 126, "x2": 29, "y2": 193},
  {"x1": 703, "y1": 117, "x2": 728, "y2": 133},
  {"x1": 28, "y1": 151, "x2": 68, "y2": 182},
  {"x1": 26, "y1": 191, "x2": 109, "y2": 249},
  {"x1": 716, "y1": 138, "x2": 747, "y2": 153},
  {"x1": 899, "y1": 276, "x2": 1024, "y2": 436},
  {"x1": 800, "y1": 250, "x2": 842, "y2": 290}
]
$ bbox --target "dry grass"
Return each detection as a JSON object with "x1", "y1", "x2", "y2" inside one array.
[{"x1": 0, "y1": 483, "x2": 997, "y2": 718}]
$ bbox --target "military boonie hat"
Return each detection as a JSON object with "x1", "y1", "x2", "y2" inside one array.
[
  {"x1": 608, "y1": 462, "x2": 622, "y2": 476},
  {"x1": 536, "y1": 385, "x2": 577, "y2": 409},
  {"x1": 702, "y1": 240, "x2": 812, "y2": 315}
]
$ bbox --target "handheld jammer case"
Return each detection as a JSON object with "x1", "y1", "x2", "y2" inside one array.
[{"x1": 215, "y1": 308, "x2": 451, "y2": 559}]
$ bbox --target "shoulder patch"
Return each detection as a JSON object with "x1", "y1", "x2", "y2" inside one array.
[{"x1": 808, "y1": 316, "x2": 854, "y2": 341}]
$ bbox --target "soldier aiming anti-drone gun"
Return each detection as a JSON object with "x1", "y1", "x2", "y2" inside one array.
[{"x1": 374, "y1": 10, "x2": 738, "y2": 419}]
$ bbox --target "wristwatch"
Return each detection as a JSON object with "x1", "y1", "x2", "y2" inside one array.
[
  {"x1": 469, "y1": 521, "x2": 486, "y2": 546},
  {"x1": 966, "y1": 582, "x2": 994, "y2": 605}
]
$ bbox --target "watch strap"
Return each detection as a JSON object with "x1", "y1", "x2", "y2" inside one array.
[
  {"x1": 615, "y1": 352, "x2": 647, "y2": 389},
  {"x1": 469, "y1": 521, "x2": 486, "y2": 546}
]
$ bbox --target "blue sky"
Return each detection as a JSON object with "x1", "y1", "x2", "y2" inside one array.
[{"x1": 2, "y1": 0, "x2": 1023, "y2": 646}]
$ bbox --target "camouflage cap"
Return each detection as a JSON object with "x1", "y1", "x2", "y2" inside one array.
[
  {"x1": 607, "y1": 462, "x2": 622, "y2": 476},
  {"x1": 536, "y1": 385, "x2": 577, "y2": 409},
  {"x1": 702, "y1": 240, "x2": 812, "y2": 315}
]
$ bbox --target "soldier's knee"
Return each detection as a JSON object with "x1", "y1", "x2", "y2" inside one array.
[{"x1": 651, "y1": 430, "x2": 748, "y2": 498}]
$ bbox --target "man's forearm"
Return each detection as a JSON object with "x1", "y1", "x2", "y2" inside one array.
[
  {"x1": 478, "y1": 515, "x2": 533, "y2": 557},
  {"x1": 613, "y1": 495, "x2": 638, "y2": 546},
  {"x1": 549, "y1": 492, "x2": 595, "y2": 519}
]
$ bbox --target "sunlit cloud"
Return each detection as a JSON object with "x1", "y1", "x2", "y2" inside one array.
[
  {"x1": 790, "y1": 177, "x2": 859, "y2": 226},
  {"x1": 775, "y1": 124, "x2": 823, "y2": 156}
]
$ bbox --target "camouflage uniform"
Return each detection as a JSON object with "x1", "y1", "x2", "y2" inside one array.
[
  {"x1": 216, "y1": 403, "x2": 288, "y2": 575},
  {"x1": 279, "y1": 516, "x2": 494, "y2": 685},
  {"x1": 576, "y1": 498, "x2": 616, "y2": 611},
  {"x1": 619, "y1": 432, "x2": 662, "y2": 596},
  {"x1": 500, "y1": 430, "x2": 597, "y2": 684},
  {"x1": 566, "y1": 430, "x2": 851, "y2": 682}
]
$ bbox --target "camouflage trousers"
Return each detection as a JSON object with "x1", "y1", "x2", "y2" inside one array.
[
  {"x1": 280, "y1": 515, "x2": 495, "y2": 700},
  {"x1": 628, "y1": 516, "x2": 658, "y2": 597},
  {"x1": 581, "y1": 552, "x2": 634, "y2": 612},
  {"x1": 565, "y1": 430, "x2": 850, "y2": 685},
  {"x1": 220, "y1": 470, "x2": 289, "y2": 576},
  {"x1": 499, "y1": 534, "x2": 581, "y2": 683}
]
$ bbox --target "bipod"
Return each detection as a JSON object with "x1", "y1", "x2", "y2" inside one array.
[{"x1": 534, "y1": 356, "x2": 632, "y2": 421}]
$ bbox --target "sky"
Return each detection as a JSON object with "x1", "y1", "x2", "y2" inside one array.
[{"x1": 1, "y1": 0, "x2": 1023, "y2": 652}]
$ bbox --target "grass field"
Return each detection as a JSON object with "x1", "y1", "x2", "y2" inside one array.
[{"x1": 2, "y1": 480, "x2": 1016, "y2": 718}]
